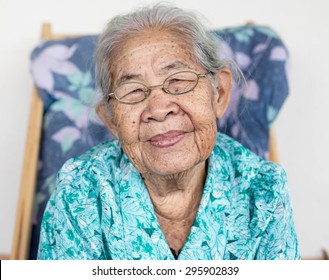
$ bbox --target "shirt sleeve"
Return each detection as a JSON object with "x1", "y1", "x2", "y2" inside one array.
[
  {"x1": 37, "y1": 159, "x2": 105, "y2": 260},
  {"x1": 254, "y1": 167, "x2": 300, "y2": 260}
]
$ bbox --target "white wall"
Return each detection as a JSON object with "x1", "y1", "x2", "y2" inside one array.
[{"x1": 0, "y1": 0, "x2": 328, "y2": 258}]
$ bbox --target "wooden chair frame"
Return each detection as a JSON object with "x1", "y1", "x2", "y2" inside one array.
[
  {"x1": 10, "y1": 23, "x2": 75, "y2": 260},
  {"x1": 10, "y1": 23, "x2": 280, "y2": 260}
]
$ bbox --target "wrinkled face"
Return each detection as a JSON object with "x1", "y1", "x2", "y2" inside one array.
[{"x1": 103, "y1": 30, "x2": 230, "y2": 176}]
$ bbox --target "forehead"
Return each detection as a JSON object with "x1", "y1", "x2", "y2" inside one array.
[
  {"x1": 110, "y1": 30, "x2": 199, "y2": 83},
  {"x1": 119, "y1": 29, "x2": 192, "y2": 55}
]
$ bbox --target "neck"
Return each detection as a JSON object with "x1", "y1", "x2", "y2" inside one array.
[{"x1": 142, "y1": 161, "x2": 206, "y2": 220}]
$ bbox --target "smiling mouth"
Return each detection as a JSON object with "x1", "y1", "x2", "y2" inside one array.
[{"x1": 148, "y1": 130, "x2": 187, "y2": 148}]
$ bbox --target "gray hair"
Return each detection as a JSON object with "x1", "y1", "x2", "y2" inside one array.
[{"x1": 95, "y1": 3, "x2": 237, "y2": 102}]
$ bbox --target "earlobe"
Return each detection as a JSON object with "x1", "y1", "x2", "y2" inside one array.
[
  {"x1": 213, "y1": 68, "x2": 232, "y2": 119},
  {"x1": 96, "y1": 101, "x2": 119, "y2": 138}
]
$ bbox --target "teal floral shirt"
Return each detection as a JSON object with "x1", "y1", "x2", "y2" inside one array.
[{"x1": 38, "y1": 133, "x2": 299, "y2": 260}]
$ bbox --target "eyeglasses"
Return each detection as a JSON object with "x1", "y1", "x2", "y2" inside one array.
[{"x1": 108, "y1": 70, "x2": 208, "y2": 104}]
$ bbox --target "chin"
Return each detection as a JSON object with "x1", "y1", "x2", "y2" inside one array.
[{"x1": 145, "y1": 157, "x2": 204, "y2": 177}]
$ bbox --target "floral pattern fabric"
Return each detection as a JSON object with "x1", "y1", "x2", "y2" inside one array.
[
  {"x1": 29, "y1": 25, "x2": 290, "y2": 258},
  {"x1": 38, "y1": 133, "x2": 299, "y2": 260}
]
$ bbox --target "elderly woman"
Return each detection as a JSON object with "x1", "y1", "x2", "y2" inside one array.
[{"x1": 37, "y1": 4, "x2": 299, "y2": 260}]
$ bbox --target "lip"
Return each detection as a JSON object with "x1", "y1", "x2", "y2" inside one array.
[{"x1": 148, "y1": 130, "x2": 187, "y2": 148}]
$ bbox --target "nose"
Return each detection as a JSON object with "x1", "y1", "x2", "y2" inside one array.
[{"x1": 141, "y1": 88, "x2": 181, "y2": 122}]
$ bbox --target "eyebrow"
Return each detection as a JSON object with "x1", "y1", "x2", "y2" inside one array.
[
  {"x1": 117, "y1": 61, "x2": 192, "y2": 85},
  {"x1": 159, "y1": 61, "x2": 192, "y2": 74},
  {"x1": 117, "y1": 74, "x2": 142, "y2": 85}
]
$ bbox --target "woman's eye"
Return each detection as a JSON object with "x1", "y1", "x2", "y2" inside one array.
[
  {"x1": 128, "y1": 88, "x2": 144, "y2": 94},
  {"x1": 168, "y1": 78, "x2": 183, "y2": 84}
]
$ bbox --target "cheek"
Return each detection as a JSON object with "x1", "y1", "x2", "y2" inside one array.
[
  {"x1": 113, "y1": 104, "x2": 140, "y2": 142},
  {"x1": 184, "y1": 92, "x2": 218, "y2": 158},
  {"x1": 194, "y1": 121, "x2": 217, "y2": 160},
  {"x1": 117, "y1": 119, "x2": 140, "y2": 147},
  {"x1": 112, "y1": 105, "x2": 148, "y2": 170},
  {"x1": 185, "y1": 90, "x2": 217, "y2": 129}
]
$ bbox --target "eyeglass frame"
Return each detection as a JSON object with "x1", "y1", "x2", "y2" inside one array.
[{"x1": 107, "y1": 70, "x2": 209, "y2": 105}]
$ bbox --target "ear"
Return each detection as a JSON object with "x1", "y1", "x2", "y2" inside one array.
[
  {"x1": 96, "y1": 101, "x2": 119, "y2": 139},
  {"x1": 213, "y1": 68, "x2": 232, "y2": 119}
]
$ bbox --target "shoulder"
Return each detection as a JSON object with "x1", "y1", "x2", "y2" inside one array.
[
  {"x1": 57, "y1": 138, "x2": 122, "y2": 184},
  {"x1": 52, "y1": 138, "x2": 124, "y2": 206},
  {"x1": 59, "y1": 138, "x2": 122, "y2": 174},
  {"x1": 213, "y1": 133, "x2": 288, "y2": 202},
  {"x1": 212, "y1": 134, "x2": 299, "y2": 259},
  {"x1": 39, "y1": 139, "x2": 123, "y2": 259},
  {"x1": 40, "y1": 139, "x2": 124, "y2": 246}
]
